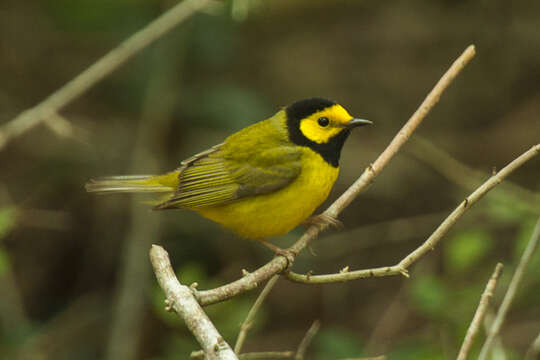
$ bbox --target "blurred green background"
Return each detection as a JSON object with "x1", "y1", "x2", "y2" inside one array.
[{"x1": 1, "y1": 0, "x2": 539, "y2": 359}]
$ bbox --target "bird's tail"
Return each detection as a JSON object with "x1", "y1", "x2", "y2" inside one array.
[{"x1": 85, "y1": 173, "x2": 179, "y2": 194}]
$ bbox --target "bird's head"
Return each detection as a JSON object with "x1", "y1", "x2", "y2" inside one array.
[{"x1": 285, "y1": 98, "x2": 372, "y2": 166}]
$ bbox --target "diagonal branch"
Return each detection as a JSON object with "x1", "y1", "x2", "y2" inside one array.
[
  {"x1": 0, "y1": 0, "x2": 214, "y2": 151},
  {"x1": 295, "y1": 320, "x2": 321, "y2": 360},
  {"x1": 478, "y1": 216, "x2": 540, "y2": 360},
  {"x1": 408, "y1": 136, "x2": 540, "y2": 213},
  {"x1": 324, "y1": 45, "x2": 477, "y2": 218},
  {"x1": 238, "y1": 352, "x2": 295, "y2": 359},
  {"x1": 285, "y1": 144, "x2": 539, "y2": 284},
  {"x1": 525, "y1": 330, "x2": 540, "y2": 360},
  {"x1": 149, "y1": 245, "x2": 238, "y2": 360},
  {"x1": 456, "y1": 263, "x2": 503, "y2": 360},
  {"x1": 195, "y1": 45, "x2": 476, "y2": 306},
  {"x1": 235, "y1": 275, "x2": 280, "y2": 354}
]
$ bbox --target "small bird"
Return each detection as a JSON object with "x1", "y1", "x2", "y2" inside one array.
[{"x1": 86, "y1": 98, "x2": 371, "y2": 253}]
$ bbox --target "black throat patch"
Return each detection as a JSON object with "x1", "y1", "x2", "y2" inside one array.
[{"x1": 285, "y1": 98, "x2": 350, "y2": 168}]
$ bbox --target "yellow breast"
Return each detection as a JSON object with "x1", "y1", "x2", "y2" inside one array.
[{"x1": 196, "y1": 147, "x2": 339, "y2": 239}]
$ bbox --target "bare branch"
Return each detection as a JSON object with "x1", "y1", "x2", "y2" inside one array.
[
  {"x1": 326, "y1": 45, "x2": 476, "y2": 218},
  {"x1": 0, "y1": 0, "x2": 213, "y2": 151},
  {"x1": 285, "y1": 144, "x2": 539, "y2": 284},
  {"x1": 479, "y1": 216, "x2": 540, "y2": 360},
  {"x1": 192, "y1": 351, "x2": 295, "y2": 360},
  {"x1": 408, "y1": 136, "x2": 540, "y2": 213},
  {"x1": 196, "y1": 45, "x2": 477, "y2": 306},
  {"x1": 235, "y1": 275, "x2": 280, "y2": 354},
  {"x1": 481, "y1": 312, "x2": 507, "y2": 359},
  {"x1": 239, "y1": 352, "x2": 294, "y2": 359},
  {"x1": 399, "y1": 147, "x2": 537, "y2": 270},
  {"x1": 149, "y1": 245, "x2": 238, "y2": 360},
  {"x1": 44, "y1": 112, "x2": 75, "y2": 138},
  {"x1": 295, "y1": 320, "x2": 321, "y2": 360},
  {"x1": 196, "y1": 257, "x2": 289, "y2": 306},
  {"x1": 525, "y1": 330, "x2": 540, "y2": 360},
  {"x1": 456, "y1": 263, "x2": 504, "y2": 360},
  {"x1": 285, "y1": 265, "x2": 404, "y2": 284}
]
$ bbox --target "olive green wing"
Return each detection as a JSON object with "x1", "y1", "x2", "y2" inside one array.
[{"x1": 154, "y1": 145, "x2": 302, "y2": 210}]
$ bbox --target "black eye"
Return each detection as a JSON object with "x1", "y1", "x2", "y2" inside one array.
[{"x1": 318, "y1": 117, "x2": 329, "y2": 127}]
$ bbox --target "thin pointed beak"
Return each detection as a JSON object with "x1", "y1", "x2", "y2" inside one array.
[{"x1": 346, "y1": 118, "x2": 373, "y2": 129}]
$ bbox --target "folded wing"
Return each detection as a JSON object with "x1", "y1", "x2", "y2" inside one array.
[{"x1": 154, "y1": 145, "x2": 302, "y2": 210}]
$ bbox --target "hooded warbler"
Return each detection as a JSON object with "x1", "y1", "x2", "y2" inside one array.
[{"x1": 86, "y1": 98, "x2": 371, "y2": 249}]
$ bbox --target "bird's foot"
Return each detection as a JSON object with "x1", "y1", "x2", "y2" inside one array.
[
  {"x1": 303, "y1": 213, "x2": 343, "y2": 230},
  {"x1": 257, "y1": 238, "x2": 297, "y2": 269}
]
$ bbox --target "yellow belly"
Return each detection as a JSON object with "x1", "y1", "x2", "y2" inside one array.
[{"x1": 196, "y1": 148, "x2": 339, "y2": 239}]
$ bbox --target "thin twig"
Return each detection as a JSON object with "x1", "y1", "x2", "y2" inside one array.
[
  {"x1": 409, "y1": 137, "x2": 540, "y2": 213},
  {"x1": 525, "y1": 330, "x2": 540, "y2": 360},
  {"x1": 235, "y1": 275, "x2": 280, "y2": 354},
  {"x1": 43, "y1": 112, "x2": 91, "y2": 144},
  {"x1": 481, "y1": 312, "x2": 507, "y2": 359},
  {"x1": 326, "y1": 45, "x2": 476, "y2": 218},
  {"x1": 285, "y1": 144, "x2": 539, "y2": 284},
  {"x1": 239, "y1": 352, "x2": 295, "y2": 359},
  {"x1": 149, "y1": 245, "x2": 238, "y2": 360},
  {"x1": 364, "y1": 285, "x2": 407, "y2": 354},
  {"x1": 192, "y1": 350, "x2": 294, "y2": 359},
  {"x1": 195, "y1": 45, "x2": 477, "y2": 306},
  {"x1": 456, "y1": 263, "x2": 504, "y2": 360},
  {"x1": 478, "y1": 216, "x2": 540, "y2": 360},
  {"x1": 0, "y1": 0, "x2": 213, "y2": 151},
  {"x1": 295, "y1": 320, "x2": 321, "y2": 360},
  {"x1": 0, "y1": 249, "x2": 31, "y2": 333},
  {"x1": 44, "y1": 112, "x2": 75, "y2": 138}
]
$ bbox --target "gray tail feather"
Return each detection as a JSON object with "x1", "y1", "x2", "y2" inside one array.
[{"x1": 85, "y1": 175, "x2": 173, "y2": 194}]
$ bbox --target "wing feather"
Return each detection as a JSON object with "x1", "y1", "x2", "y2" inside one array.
[{"x1": 154, "y1": 144, "x2": 302, "y2": 210}]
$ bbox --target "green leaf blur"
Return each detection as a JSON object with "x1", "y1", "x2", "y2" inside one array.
[{"x1": 445, "y1": 229, "x2": 493, "y2": 273}]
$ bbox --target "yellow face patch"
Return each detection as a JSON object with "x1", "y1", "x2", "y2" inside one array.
[{"x1": 299, "y1": 104, "x2": 354, "y2": 144}]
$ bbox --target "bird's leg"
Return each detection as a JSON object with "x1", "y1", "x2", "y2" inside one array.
[
  {"x1": 257, "y1": 238, "x2": 297, "y2": 269},
  {"x1": 302, "y1": 213, "x2": 343, "y2": 230}
]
